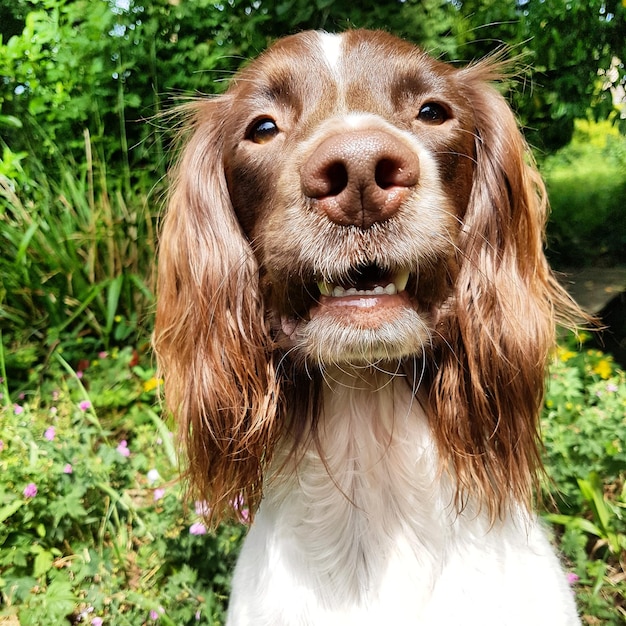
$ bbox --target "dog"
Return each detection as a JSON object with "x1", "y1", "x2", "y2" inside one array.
[{"x1": 154, "y1": 29, "x2": 582, "y2": 625}]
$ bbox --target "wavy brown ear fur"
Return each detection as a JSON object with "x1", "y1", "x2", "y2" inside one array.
[
  {"x1": 431, "y1": 62, "x2": 582, "y2": 519},
  {"x1": 153, "y1": 99, "x2": 280, "y2": 524}
]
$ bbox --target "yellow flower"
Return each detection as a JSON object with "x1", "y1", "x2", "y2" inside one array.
[
  {"x1": 143, "y1": 377, "x2": 163, "y2": 393},
  {"x1": 557, "y1": 347, "x2": 576, "y2": 362},
  {"x1": 593, "y1": 359, "x2": 612, "y2": 380}
]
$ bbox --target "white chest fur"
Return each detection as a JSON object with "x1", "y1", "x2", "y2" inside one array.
[{"x1": 226, "y1": 372, "x2": 580, "y2": 625}]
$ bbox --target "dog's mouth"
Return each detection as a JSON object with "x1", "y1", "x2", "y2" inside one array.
[
  {"x1": 316, "y1": 264, "x2": 410, "y2": 299},
  {"x1": 275, "y1": 261, "x2": 442, "y2": 364}
]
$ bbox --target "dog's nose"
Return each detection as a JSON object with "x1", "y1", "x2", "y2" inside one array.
[{"x1": 301, "y1": 130, "x2": 420, "y2": 229}]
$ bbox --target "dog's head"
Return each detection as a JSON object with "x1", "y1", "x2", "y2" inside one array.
[{"x1": 154, "y1": 30, "x2": 579, "y2": 522}]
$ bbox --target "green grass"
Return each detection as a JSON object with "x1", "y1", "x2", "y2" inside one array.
[{"x1": 0, "y1": 133, "x2": 157, "y2": 366}]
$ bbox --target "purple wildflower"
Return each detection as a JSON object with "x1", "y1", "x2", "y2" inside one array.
[
  {"x1": 154, "y1": 488, "x2": 165, "y2": 501},
  {"x1": 63, "y1": 464, "x2": 73, "y2": 474},
  {"x1": 23, "y1": 483, "x2": 37, "y2": 498},
  {"x1": 79, "y1": 400, "x2": 91, "y2": 411},
  {"x1": 14, "y1": 404, "x2": 24, "y2": 415},
  {"x1": 44, "y1": 426, "x2": 56, "y2": 441},
  {"x1": 566, "y1": 572, "x2": 580, "y2": 585}
]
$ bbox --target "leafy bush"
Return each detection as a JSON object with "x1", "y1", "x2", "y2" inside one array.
[{"x1": 543, "y1": 120, "x2": 626, "y2": 267}]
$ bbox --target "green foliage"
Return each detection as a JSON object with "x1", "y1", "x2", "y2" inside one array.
[
  {"x1": 542, "y1": 336, "x2": 626, "y2": 622},
  {"x1": 453, "y1": 0, "x2": 626, "y2": 151},
  {"x1": 542, "y1": 120, "x2": 626, "y2": 267},
  {"x1": 0, "y1": 141, "x2": 156, "y2": 387},
  {"x1": 1, "y1": 0, "x2": 624, "y2": 172},
  {"x1": 0, "y1": 344, "x2": 244, "y2": 625}
]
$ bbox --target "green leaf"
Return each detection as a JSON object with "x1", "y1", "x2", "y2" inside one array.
[
  {"x1": 33, "y1": 549, "x2": 54, "y2": 578},
  {"x1": 0, "y1": 500, "x2": 25, "y2": 524},
  {"x1": 39, "y1": 579, "x2": 76, "y2": 619}
]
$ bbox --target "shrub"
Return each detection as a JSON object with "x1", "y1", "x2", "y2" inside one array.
[{"x1": 543, "y1": 120, "x2": 626, "y2": 267}]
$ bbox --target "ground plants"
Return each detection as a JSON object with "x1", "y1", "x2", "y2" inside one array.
[
  {"x1": 0, "y1": 135, "x2": 157, "y2": 387},
  {"x1": 0, "y1": 344, "x2": 244, "y2": 625},
  {"x1": 542, "y1": 337, "x2": 626, "y2": 622}
]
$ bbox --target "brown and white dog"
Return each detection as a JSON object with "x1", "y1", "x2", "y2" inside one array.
[{"x1": 154, "y1": 29, "x2": 582, "y2": 625}]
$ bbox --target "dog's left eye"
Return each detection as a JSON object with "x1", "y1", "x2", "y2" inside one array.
[
  {"x1": 417, "y1": 102, "x2": 449, "y2": 125},
  {"x1": 246, "y1": 118, "x2": 280, "y2": 144}
]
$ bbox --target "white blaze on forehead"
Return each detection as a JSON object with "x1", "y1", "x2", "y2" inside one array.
[{"x1": 318, "y1": 32, "x2": 343, "y2": 73}]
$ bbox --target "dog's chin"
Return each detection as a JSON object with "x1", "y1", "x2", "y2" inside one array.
[{"x1": 279, "y1": 292, "x2": 435, "y2": 367}]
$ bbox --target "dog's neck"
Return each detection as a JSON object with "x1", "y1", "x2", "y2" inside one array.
[{"x1": 265, "y1": 367, "x2": 457, "y2": 602}]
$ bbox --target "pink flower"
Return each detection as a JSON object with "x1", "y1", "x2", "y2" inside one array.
[
  {"x1": 63, "y1": 464, "x2": 73, "y2": 474},
  {"x1": 76, "y1": 370, "x2": 84, "y2": 379},
  {"x1": 0, "y1": 440, "x2": 4, "y2": 452},
  {"x1": 566, "y1": 572, "x2": 579, "y2": 585},
  {"x1": 149, "y1": 607, "x2": 164, "y2": 621},
  {"x1": 79, "y1": 400, "x2": 91, "y2": 411},
  {"x1": 92, "y1": 618, "x2": 103, "y2": 626},
  {"x1": 189, "y1": 522, "x2": 207, "y2": 535},
  {"x1": 14, "y1": 404, "x2": 24, "y2": 415},
  {"x1": 98, "y1": 351, "x2": 108, "y2": 359},
  {"x1": 116, "y1": 440, "x2": 130, "y2": 457},
  {"x1": 153, "y1": 488, "x2": 165, "y2": 501},
  {"x1": 44, "y1": 426, "x2": 56, "y2": 441},
  {"x1": 23, "y1": 483, "x2": 37, "y2": 498}
]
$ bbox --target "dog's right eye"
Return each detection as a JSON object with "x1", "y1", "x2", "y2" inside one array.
[{"x1": 246, "y1": 118, "x2": 280, "y2": 144}]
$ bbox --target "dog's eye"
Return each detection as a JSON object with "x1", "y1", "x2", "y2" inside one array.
[
  {"x1": 246, "y1": 118, "x2": 280, "y2": 144},
  {"x1": 417, "y1": 102, "x2": 449, "y2": 125}
]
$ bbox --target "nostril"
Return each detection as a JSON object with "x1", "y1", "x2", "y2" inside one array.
[
  {"x1": 375, "y1": 159, "x2": 400, "y2": 190},
  {"x1": 375, "y1": 157, "x2": 419, "y2": 190},
  {"x1": 323, "y1": 162, "x2": 349, "y2": 197}
]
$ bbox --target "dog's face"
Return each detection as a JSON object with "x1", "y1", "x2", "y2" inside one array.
[
  {"x1": 155, "y1": 29, "x2": 577, "y2": 521},
  {"x1": 220, "y1": 30, "x2": 479, "y2": 364}
]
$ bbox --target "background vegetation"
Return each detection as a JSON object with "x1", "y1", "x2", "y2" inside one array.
[{"x1": 1, "y1": 0, "x2": 625, "y2": 624}]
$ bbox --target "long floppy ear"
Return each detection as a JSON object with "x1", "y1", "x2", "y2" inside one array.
[
  {"x1": 431, "y1": 64, "x2": 581, "y2": 519},
  {"x1": 153, "y1": 99, "x2": 280, "y2": 524}
]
